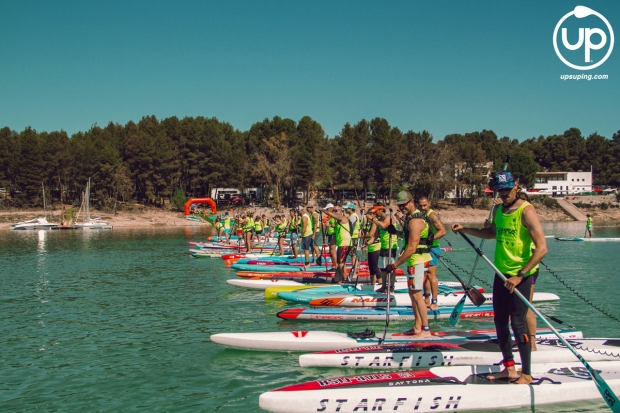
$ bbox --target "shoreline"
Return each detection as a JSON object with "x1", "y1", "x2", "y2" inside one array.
[{"x1": 1, "y1": 201, "x2": 620, "y2": 230}]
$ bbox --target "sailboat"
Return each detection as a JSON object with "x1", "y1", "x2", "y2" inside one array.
[
  {"x1": 13, "y1": 183, "x2": 59, "y2": 230},
  {"x1": 74, "y1": 178, "x2": 113, "y2": 230}
]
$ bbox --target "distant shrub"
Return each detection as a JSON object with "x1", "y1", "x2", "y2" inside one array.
[
  {"x1": 599, "y1": 202, "x2": 609, "y2": 210},
  {"x1": 535, "y1": 196, "x2": 559, "y2": 209},
  {"x1": 171, "y1": 189, "x2": 187, "y2": 212}
]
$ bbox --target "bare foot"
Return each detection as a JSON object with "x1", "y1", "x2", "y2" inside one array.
[
  {"x1": 412, "y1": 330, "x2": 432, "y2": 338},
  {"x1": 487, "y1": 368, "x2": 519, "y2": 381},
  {"x1": 511, "y1": 374, "x2": 533, "y2": 384},
  {"x1": 401, "y1": 328, "x2": 421, "y2": 336},
  {"x1": 429, "y1": 303, "x2": 439, "y2": 311}
]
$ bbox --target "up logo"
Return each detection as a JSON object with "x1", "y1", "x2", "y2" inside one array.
[{"x1": 553, "y1": 6, "x2": 614, "y2": 70}]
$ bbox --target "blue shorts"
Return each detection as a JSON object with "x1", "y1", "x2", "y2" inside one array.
[
  {"x1": 224, "y1": 229, "x2": 230, "y2": 235},
  {"x1": 430, "y1": 246, "x2": 441, "y2": 267},
  {"x1": 301, "y1": 236, "x2": 314, "y2": 251},
  {"x1": 290, "y1": 232, "x2": 299, "y2": 243}
]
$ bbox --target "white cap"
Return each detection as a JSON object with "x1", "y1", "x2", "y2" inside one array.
[{"x1": 324, "y1": 203, "x2": 334, "y2": 209}]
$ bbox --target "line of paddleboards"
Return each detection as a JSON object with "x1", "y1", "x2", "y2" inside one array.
[
  {"x1": 555, "y1": 237, "x2": 620, "y2": 242},
  {"x1": 299, "y1": 337, "x2": 620, "y2": 368},
  {"x1": 259, "y1": 360, "x2": 620, "y2": 413},
  {"x1": 277, "y1": 305, "x2": 495, "y2": 321},
  {"x1": 209, "y1": 328, "x2": 583, "y2": 352}
]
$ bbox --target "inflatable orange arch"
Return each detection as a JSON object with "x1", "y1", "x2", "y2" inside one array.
[{"x1": 184, "y1": 197, "x2": 217, "y2": 216}]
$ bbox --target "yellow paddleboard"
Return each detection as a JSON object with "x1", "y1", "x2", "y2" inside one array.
[{"x1": 264, "y1": 285, "x2": 321, "y2": 299}]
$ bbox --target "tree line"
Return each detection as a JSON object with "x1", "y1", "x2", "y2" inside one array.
[{"x1": 1, "y1": 115, "x2": 619, "y2": 210}]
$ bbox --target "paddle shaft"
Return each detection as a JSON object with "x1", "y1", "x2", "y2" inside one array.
[
  {"x1": 458, "y1": 230, "x2": 620, "y2": 412},
  {"x1": 380, "y1": 209, "x2": 394, "y2": 344}
]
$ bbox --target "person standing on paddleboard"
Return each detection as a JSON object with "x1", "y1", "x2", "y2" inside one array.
[
  {"x1": 361, "y1": 206, "x2": 383, "y2": 286},
  {"x1": 371, "y1": 206, "x2": 399, "y2": 292},
  {"x1": 418, "y1": 196, "x2": 447, "y2": 311},
  {"x1": 323, "y1": 203, "x2": 338, "y2": 271},
  {"x1": 301, "y1": 205, "x2": 317, "y2": 268},
  {"x1": 586, "y1": 214, "x2": 593, "y2": 238},
  {"x1": 451, "y1": 170, "x2": 548, "y2": 384},
  {"x1": 382, "y1": 191, "x2": 433, "y2": 338},
  {"x1": 288, "y1": 208, "x2": 300, "y2": 259},
  {"x1": 324, "y1": 205, "x2": 354, "y2": 283}
]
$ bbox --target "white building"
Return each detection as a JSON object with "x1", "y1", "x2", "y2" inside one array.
[{"x1": 533, "y1": 171, "x2": 592, "y2": 195}]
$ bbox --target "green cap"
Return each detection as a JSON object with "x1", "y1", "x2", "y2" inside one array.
[{"x1": 395, "y1": 191, "x2": 413, "y2": 205}]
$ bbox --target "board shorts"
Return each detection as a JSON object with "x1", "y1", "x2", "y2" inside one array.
[
  {"x1": 407, "y1": 264, "x2": 427, "y2": 292},
  {"x1": 336, "y1": 246, "x2": 350, "y2": 264},
  {"x1": 430, "y1": 246, "x2": 441, "y2": 267},
  {"x1": 224, "y1": 229, "x2": 230, "y2": 235},
  {"x1": 530, "y1": 269, "x2": 539, "y2": 286},
  {"x1": 255, "y1": 230, "x2": 263, "y2": 236},
  {"x1": 301, "y1": 236, "x2": 314, "y2": 251},
  {"x1": 327, "y1": 234, "x2": 335, "y2": 245},
  {"x1": 290, "y1": 232, "x2": 299, "y2": 243}
]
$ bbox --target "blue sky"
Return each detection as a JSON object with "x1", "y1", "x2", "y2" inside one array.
[{"x1": 1, "y1": 0, "x2": 618, "y2": 141}]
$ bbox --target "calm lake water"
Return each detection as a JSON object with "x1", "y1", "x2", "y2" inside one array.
[{"x1": 1, "y1": 221, "x2": 619, "y2": 412}]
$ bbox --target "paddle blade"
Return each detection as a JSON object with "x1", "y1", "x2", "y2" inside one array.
[
  {"x1": 466, "y1": 287, "x2": 487, "y2": 307},
  {"x1": 449, "y1": 295, "x2": 467, "y2": 326}
]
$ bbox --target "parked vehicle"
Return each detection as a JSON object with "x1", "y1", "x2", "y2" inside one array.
[{"x1": 365, "y1": 192, "x2": 376, "y2": 200}]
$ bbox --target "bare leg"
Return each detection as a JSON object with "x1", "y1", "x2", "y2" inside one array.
[{"x1": 426, "y1": 265, "x2": 439, "y2": 310}]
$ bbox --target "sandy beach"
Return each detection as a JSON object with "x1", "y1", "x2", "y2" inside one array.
[{"x1": 2, "y1": 197, "x2": 619, "y2": 230}]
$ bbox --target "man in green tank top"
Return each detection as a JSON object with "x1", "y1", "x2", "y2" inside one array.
[
  {"x1": 451, "y1": 171, "x2": 548, "y2": 385},
  {"x1": 323, "y1": 203, "x2": 338, "y2": 271},
  {"x1": 324, "y1": 205, "x2": 354, "y2": 283},
  {"x1": 586, "y1": 214, "x2": 592, "y2": 238},
  {"x1": 382, "y1": 191, "x2": 433, "y2": 338},
  {"x1": 418, "y1": 196, "x2": 447, "y2": 311}
]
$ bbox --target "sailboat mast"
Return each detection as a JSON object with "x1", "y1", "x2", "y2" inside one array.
[{"x1": 87, "y1": 178, "x2": 91, "y2": 220}]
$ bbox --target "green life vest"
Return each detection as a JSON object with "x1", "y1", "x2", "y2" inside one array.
[
  {"x1": 215, "y1": 222, "x2": 223, "y2": 230},
  {"x1": 586, "y1": 217, "x2": 592, "y2": 229},
  {"x1": 243, "y1": 217, "x2": 254, "y2": 232},
  {"x1": 364, "y1": 221, "x2": 381, "y2": 253},
  {"x1": 327, "y1": 217, "x2": 336, "y2": 236},
  {"x1": 276, "y1": 219, "x2": 288, "y2": 237},
  {"x1": 379, "y1": 216, "x2": 398, "y2": 250},
  {"x1": 335, "y1": 220, "x2": 352, "y2": 247},
  {"x1": 289, "y1": 216, "x2": 299, "y2": 232},
  {"x1": 493, "y1": 201, "x2": 538, "y2": 277},
  {"x1": 254, "y1": 219, "x2": 263, "y2": 231},
  {"x1": 403, "y1": 209, "x2": 432, "y2": 266}
]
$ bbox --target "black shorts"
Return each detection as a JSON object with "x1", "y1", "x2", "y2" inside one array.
[
  {"x1": 301, "y1": 236, "x2": 314, "y2": 251},
  {"x1": 530, "y1": 269, "x2": 540, "y2": 286},
  {"x1": 327, "y1": 234, "x2": 335, "y2": 245}
]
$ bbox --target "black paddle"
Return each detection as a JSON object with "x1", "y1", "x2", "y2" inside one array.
[
  {"x1": 429, "y1": 248, "x2": 486, "y2": 307},
  {"x1": 379, "y1": 208, "x2": 395, "y2": 344},
  {"x1": 458, "y1": 230, "x2": 620, "y2": 413}
]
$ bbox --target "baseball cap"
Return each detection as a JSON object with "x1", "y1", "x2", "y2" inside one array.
[
  {"x1": 343, "y1": 202, "x2": 355, "y2": 210},
  {"x1": 395, "y1": 191, "x2": 413, "y2": 205},
  {"x1": 324, "y1": 203, "x2": 334, "y2": 209},
  {"x1": 369, "y1": 205, "x2": 384, "y2": 214},
  {"x1": 492, "y1": 170, "x2": 515, "y2": 190}
]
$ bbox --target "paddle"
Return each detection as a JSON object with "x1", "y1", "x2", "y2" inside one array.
[
  {"x1": 379, "y1": 208, "x2": 395, "y2": 344},
  {"x1": 319, "y1": 211, "x2": 329, "y2": 274},
  {"x1": 458, "y1": 230, "x2": 620, "y2": 413},
  {"x1": 449, "y1": 155, "x2": 510, "y2": 326},
  {"x1": 430, "y1": 249, "x2": 486, "y2": 307}
]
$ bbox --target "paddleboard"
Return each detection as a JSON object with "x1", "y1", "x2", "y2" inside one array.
[
  {"x1": 306, "y1": 292, "x2": 559, "y2": 308},
  {"x1": 299, "y1": 337, "x2": 620, "y2": 368},
  {"x1": 555, "y1": 237, "x2": 620, "y2": 242},
  {"x1": 209, "y1": 328, "x2": 583, "y2": 352},
  {"x1": 259, "y1": 360, "x2": 620, "y2": 413},
  {"x1": 278, "y1": 305, "x2": 495, "y2": 321}
]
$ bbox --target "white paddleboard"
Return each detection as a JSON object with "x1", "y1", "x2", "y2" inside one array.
[
  {"x1": 299, "y1": 337, "x2": 620, "y2": 368},
  {"x1": 259, "y1": 360, "x2": 620, "y2": 413},
  {"x1": 209, "y1": 328, "x2": 583, "y2": 352},
  {"x1": 308, "y1": 292, "x2": 559, "y2": 307}
]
